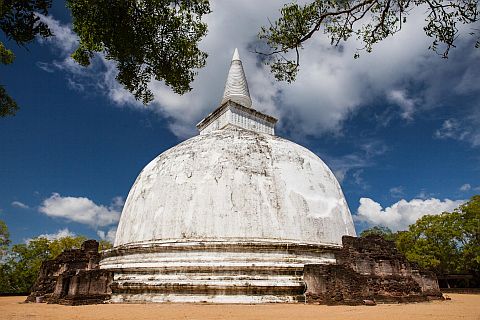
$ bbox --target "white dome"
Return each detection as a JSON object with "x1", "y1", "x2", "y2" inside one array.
[{"x1": 114, "y1": 127, "x2": 356, "y2": 247}]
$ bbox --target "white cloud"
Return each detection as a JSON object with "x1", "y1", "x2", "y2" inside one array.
[
  {"x1": 36, "y1": 61, "x2": 54, "y2": 73},
  {"x1": 355, "y1": 197, "x2": 465, "y2": 231},
  {"x1": 460, "y1": 184, "x2": 471, "y2": 192},
  {"x1": 37, "y1": 228, "x2": 76, "y2": 240},
  {"x1": 324, "y1": 140, "x2": 387, "y2": 184},
  {"x1": 36, "y1": 3, "x2": 480, "y2": 139},
  {"x1": 37, "y1": 14, "x2": 78, "y2": 53},
  {"x1": 39, "y1": 193, "x2": 122, "y2": 228},
  {"x1": 25, "y1": 228, "x2": 76, "y2": 243},
  {"x1": 435, "y1": 117, "x2": 480, "y2": 147},
  {"x1": 328, "y1": 153, "x2": 369, "y2": 183},
  {"x1": 387, "y1": 90, "x2": 416, "y2": 120},
  {"x1": 97, "y1": 228, "x2": 117, "y2": 243},
  {"x1": 11, "y1": 201, "x2": 29, "y2": 209},
  {"x1": 389, "y1": 186, "x2": 404, "y2": 198}
]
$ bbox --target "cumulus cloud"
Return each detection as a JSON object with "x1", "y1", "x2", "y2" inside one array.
[
  {"x1": 39, "y1": 193, "x2": 122, "y2": 228},
  {"x1": 355, "y1": 197, "x2": 465, "y2": 231},
  {"x1": 460, "y1": 184, "x2": 471, "y2": 192},
  {"x1": 25, "y1": 228, "x2": 76, "y2": 243},
  {"x1": 36, "y1": 228, "x2": 76, "y2": 240},
  {"x1": 11, "y1": 201, "x2": 29, "y2": 209},
  {"x1": 97, "y1": 228, "x2": 117, "y2": 243},
  {"x1": 36, "y1": 3, "x2": 480, "y2": 139}
]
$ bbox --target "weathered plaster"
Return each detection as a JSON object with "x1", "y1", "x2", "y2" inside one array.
[{"x1": 114, "y1": 127, "x2": 355, "y2": 247}]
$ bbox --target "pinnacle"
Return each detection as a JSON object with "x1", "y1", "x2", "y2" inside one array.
[
  {"x1": 232, "y1": 48, "x2": 240, "y2": 61},
  {"x1": 222, "y1": 48, "x2": 252, "y2": 108}
]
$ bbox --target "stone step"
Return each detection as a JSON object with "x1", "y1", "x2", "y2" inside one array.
[
  {"x1": 111, "y1": 281, "x2": 305, "y2": 295},
  {"x1": 105, "y1": 265, "x2": 305, "y2": 275},
  {"x1": 109, "y1": 293, "x2": 305, "y2": 304},
  {"x1": 115, "y1": 273, "x2": 303, "y2": 282}
]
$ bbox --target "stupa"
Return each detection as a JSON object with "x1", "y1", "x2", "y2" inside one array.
[{"x1": 100, "y1": 49, "x2": 357, "y2": 303}]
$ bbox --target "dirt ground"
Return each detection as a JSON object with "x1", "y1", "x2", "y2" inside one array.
[{"x1": 1, "y1": 294, "x2": 479, "y2": 320}]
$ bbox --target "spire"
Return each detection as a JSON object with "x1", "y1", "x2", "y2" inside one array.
[
  {"x1": 232, "y1": 48, "x2": 240, "y2": 61},
  {"x1": 222, "y1": 48, "x2": 252, "y2": 108}
]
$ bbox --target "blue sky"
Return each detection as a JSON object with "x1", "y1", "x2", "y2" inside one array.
[{"x1": 1, "y1": 1, "x2": 479, "y2": 244}]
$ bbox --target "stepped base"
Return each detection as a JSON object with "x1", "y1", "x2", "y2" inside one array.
[{"x1": 100, "y1": 240, "x2": 340, "y2": 303}]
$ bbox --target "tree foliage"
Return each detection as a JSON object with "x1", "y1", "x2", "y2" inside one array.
[
  {"x1": 360, "y1": 225, "x2": 396, "y2": 241},
  {"x1": 259, "y1": 0, "x2": 479, "y2": 82},
  {"x1": 98, "y1": 239, "x2": 113, "y2": 251},
  {"x1": 0, "y1": 85, "x2": 18, "y2": 116},
  {"x1": 396, "y1": 195, "x2": 480, "y2": 276},
  {"x1": 66, "y1": 0, "x2": 210, "y2": 104},
  {"x1": 0, "y1": 0, "x2": 53, "y2": 117},
  {"x1": 0, "y1": 0, "x2": 210, "y2": 115},
  {"x1": 1, "y1": 0, "x2": 478, "y2": 114},
  {"x1": 0, "y1": 219, "x2": 10, "y2": 258},
  {"x1": 0, "y1": 224, "x2": 112, "y2": 294}
]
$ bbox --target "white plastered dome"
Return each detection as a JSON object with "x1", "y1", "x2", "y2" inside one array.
[{"x1": 114, "y1": 127, "x2": 356, "y2": 247}]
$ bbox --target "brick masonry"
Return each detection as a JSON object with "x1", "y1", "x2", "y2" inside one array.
[{"x1": 304, "y1": 235, "x2": 443, "y2": 305}]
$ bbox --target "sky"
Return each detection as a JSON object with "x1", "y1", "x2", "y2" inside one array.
[{"x1": 1, "y1": 1, "x2": 479, "y2": 244}]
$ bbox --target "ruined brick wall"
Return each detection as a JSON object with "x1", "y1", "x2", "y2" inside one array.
[
  {"x1": 26, "y1": 240, "x2": 112, "y2": 305},
  {"x1": 304, "y1": 236, "x2": 443, "y2": 305}
]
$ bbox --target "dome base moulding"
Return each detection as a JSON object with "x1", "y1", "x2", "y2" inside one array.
[{"x1": 100, "y1": 240, "x2": 341, "y2": 303}]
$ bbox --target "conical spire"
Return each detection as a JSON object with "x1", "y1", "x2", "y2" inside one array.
[{"x1": 221, "y1": 48, "x2": 252, "y2": 108}]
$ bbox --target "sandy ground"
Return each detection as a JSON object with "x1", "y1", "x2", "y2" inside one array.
[{"x1": 1, "y1": 294, "x2": 479, "y2": 320}]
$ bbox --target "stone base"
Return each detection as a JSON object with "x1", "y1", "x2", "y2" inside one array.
[
  {"x1": 100, "y1": 239, "x2": 340, "y2": 303},
  {"x1": 27, "y1": 240, "x2": 112, "y2": 305},
  {"x1": 303, "y1": 236, "x2": 443, "y2": 305}
]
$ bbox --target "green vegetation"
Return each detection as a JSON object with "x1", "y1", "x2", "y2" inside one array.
[
  {"x1": 397, "y1": 195, "x2": 480, "y2": 276},
  {"x1": 66, "y1": 0, "x2": 210, "y2": 104},
  {"x1": 260, "y1": 0, "x2": 479, "y2": 82},
  {"x1": 2, "y1": 0, "x2": 479, "y2": 115},
  {"x1": 1, "y1": 0, "x2": 210, "y2": 115},
  {"x1": 361, "y1": 195, "x2": 480, "y2": 281},
  {"x1": 0, "y1": 0, "x2": 53, "y2": 117},
  {"x1": 359, "y1": 225, "x2": 396, "y2": 241},
  {"x1": 0, "y1": 221, "x2": 111, "y2": 294}
]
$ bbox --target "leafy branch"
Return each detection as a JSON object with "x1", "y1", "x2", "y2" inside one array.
[{"x1": 259, "y1": 0, "x2": 479, "y2": 82}]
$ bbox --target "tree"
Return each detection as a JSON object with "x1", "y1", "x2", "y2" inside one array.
[
  {"x1": 66, "y1": 0, "x2": 210, "y2": 104},
  {"x1": 0, "y1": 0, "x2": 53, "y2": 117},
  {"x1": 1, "y1": 0, "x2": 210, "y2": 115},
  {"x1": 396, "y1": 213, "x2": 460, "y2": 274},
  {"x1": 0, "y1": 219, "x2": 10, "y2": 258},
  {"x1": 396, "y1": 195, "x2": 480, "y2": 277},
  {"x1": 6, "y1": 237, "x2": 51, "y2": 293},
  {"x1": 2, "y1": 1, "x2": 478, "y2": 114},
  {"x1": 259, "y1": 0, "x2": 480, "y2": 82},
  {"x1": 98, "y1": 239, "x2": 113, "y2": 251},
  {"x1": 2, "y1": 235, "x2": 88, "y2": 293},
  {"x1": 455, "y1": 195, "x2": 480, "y2": 275},
  {"x1": 0, "y1": 219, "x2": 11, "y2": 293},
  {"x1": 360, "y1": 225, "x2": 396, "y2": 241}
]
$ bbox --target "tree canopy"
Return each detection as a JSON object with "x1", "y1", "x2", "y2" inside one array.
[
  {"x1": 1, "y1": 0, "x2": 478, "y2": 114},
  {"x1": 0, "y1": 0, "x2": 53, "y2": 117},
  {"x1": 360, "y1": 225, "x2": 396, "y2": 241},
  {"x1": 0, "y1": 220, "x2": 112, "y2": 294},
  {"x1": 0, "y1": 0, "x2": 210, "y2": 115},
  {"x1": 259, "y1": 0, "x2": 479, "y2": 82},
  {"x1": 359, "y1": 195, "x2": 479, "y2": 282},
  {"x1": 66, "y1": 0, "x2": 210, "y2": 104},
  {"x1": 395, "y1": 195, "x2": 479, "y2": 277},
  {"x1": 0, "y1": 219, "x2": 10, "y2": 258}
]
